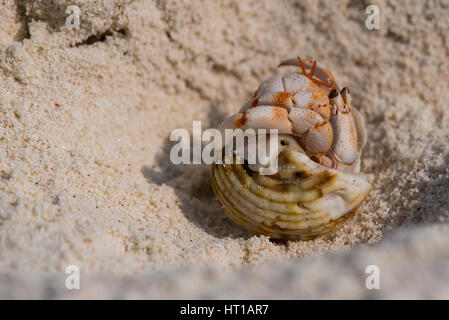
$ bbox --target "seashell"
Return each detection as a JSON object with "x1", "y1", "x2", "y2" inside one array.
[{"x1": 211, "y1": 57, "x2": 372, "y2": 240}]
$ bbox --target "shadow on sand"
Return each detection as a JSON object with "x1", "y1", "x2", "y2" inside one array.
[{"x1": 141, "y1": 105, "x2": 251, "y2": 239}]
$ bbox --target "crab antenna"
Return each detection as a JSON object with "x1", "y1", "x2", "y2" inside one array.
[
  {"x1": 292, "y1": 56, "x2": 336, "y2": 90},
  {"x1": 296, "y1": 56, "x2": 307, "y2": 76},
  {"x1": 310, "y1": 78, "x2": 335, "y2": 89},
  {"x1": 310, "y1": 60, "x2": 317, "y2": 77}
]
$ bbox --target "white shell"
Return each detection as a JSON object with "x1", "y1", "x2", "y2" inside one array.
[{"x1": 211, "y1": 136, "x2": 372, "y2": 240}]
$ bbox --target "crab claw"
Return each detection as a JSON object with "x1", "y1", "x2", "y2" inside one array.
[
  {"x1": 340, "y1": 87, "x2": 351, "y2": 108},
  {"x1": 329, "y1": 110, "x2": 358, "y2": 166}
]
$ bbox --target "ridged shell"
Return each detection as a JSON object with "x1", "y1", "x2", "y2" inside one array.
[{"x1": 211, "y1": 149, "x2": 372, "y2": 240}]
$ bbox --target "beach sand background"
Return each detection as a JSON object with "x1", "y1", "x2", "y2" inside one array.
[{"x1": 0, "y1": 0, "x2": 448, "y2": 298}]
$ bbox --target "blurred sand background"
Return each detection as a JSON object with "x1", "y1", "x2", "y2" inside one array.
[{"x1": 0, "y1": 0, "x2": 448, "y2": 298}]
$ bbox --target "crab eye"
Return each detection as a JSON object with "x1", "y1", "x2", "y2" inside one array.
[{"x1": 328, "y1": 89, "x2": 339, "y2": 98}]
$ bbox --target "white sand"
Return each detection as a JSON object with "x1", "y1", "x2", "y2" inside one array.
[{"x1": 0, "y1": 0, "x2": 448, "y2": 298}]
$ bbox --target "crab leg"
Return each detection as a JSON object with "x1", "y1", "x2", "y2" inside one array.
[
  {"x1": 257, "y1": 91, "x2": 294, "y2": 110},
  {"x1": 219, "y1": 106, "x2": 293, "y2": 134},
  {"x1": 220, "y1": 104, "x2": 334, "y2": 156},
  {"x1": 288, "y1": 107, "x2": 333, "y2": 154}
]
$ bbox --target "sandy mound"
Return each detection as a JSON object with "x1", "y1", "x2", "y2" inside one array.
[{"x1": 0, "y1": 0, "x2": 448, "y2": 298}]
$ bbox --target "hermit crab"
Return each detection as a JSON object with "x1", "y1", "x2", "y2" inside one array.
[{"x1": 210, "y1": 57, "x2": 372, "y2": 240}]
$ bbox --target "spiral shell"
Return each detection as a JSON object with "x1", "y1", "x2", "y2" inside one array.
[
  {"x1": 211, "y1": 58, "x2": 372, "y2": 240},
  {"x1": 211, "y1": 136, "x2": 371, "y2": 240}
]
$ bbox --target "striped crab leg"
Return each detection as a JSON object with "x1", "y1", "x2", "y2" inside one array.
[{"x1": 219, "y1": 105, "x2": 333, "y2": 157}]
